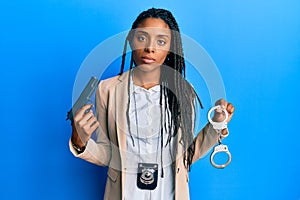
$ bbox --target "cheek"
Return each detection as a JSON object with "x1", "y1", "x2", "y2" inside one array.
[
  {"x1": 132, "y1": 50, "x2": 138, "y2": 63},
  {"x1": 132, "y1": 50, "x2": 142, "y2": 64},
  {"x1": 158, "y1": 51, "x2": 169, "y2": 62},
  {"x1": 131, "y1": 38, "x2": 144, "y2": 51},
  {"x1": 159, "y1": 44, "x2": 171, "y2": 62}
]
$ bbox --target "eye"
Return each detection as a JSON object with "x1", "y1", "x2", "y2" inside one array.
[
  {"x1": 157, "y1": 39, "x2": 166, "y2": 46},
  {"x1": 137, "y1": 35, "x2": 146, "y2": 42}
]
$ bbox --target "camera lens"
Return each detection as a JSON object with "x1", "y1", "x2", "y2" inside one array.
[{"x1": 145, "y1": 172, "x2": 151, "y2": 178}]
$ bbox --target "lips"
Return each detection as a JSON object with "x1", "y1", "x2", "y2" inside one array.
[{"x1": 141, "y1": 56, "x2": 155, "y2": 64}]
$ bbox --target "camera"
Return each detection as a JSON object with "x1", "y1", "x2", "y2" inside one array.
[{"x1": 137, "y1": 163, "x2": 158, "y2": 190}]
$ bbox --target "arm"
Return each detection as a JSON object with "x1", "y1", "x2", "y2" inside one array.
[
  {"x1": 191, "y1": 123, "x2": 219, "y2": 163},
  {"x1": 69, "y1": 81, "x2": 112, "y2": 166},
  {"x1": 192, "y1": 99, "x2": 235, "y2": 163}
]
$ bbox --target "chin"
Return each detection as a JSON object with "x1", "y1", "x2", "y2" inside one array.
[{"x1": 135, "y1": 63, "x2": 161, "y2": 72}]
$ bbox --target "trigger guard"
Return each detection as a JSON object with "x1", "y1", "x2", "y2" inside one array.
[{"x1": 210, "y1": 144, "x2": 232, "y2": 169}]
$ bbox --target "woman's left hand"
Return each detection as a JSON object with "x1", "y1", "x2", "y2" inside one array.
[{"x1": 213, "y1": 98, "x2": 235, "y2": 136}]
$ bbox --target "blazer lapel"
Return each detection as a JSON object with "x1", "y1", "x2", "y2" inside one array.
[
  {"x1": 115, "y1": 71, "x2": 131, "y2": 198},
  {"x1": 115, "y1": 72, "x2": 129, "y2": 161}
]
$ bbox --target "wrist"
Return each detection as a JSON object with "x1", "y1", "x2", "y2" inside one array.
[
  {"x1": 71, "y1": 127, "x2": 87, "y2": 148},
  {"x1": 71, "y1": 136, "x2": 86, "y2": 148},
  {"x1": 71, "y1": 139, "x2": 86, "y2": 154}
]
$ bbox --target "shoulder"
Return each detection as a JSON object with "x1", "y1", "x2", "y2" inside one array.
[
  {"x1": 98, "y1": 70, "x2": 130, "y2": 92},
  {"x1": 99, "y1": 75, "x2": 120, "y2": 90}
]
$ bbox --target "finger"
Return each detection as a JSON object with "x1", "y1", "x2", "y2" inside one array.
[
  {"x1": 214, "y1": 98, "x2": 228, "y2": 113},
  {"x1": 227, "y1": 103, "x2": 235, "y2": 114},
  {"x1": 212, "y1": 111, "x2": 226, "y2": 122},
  {"x1": 82, "y1": 117, "x2": 99, "y2": 135},
  {"x1": 225, "y1": 103, "x2": 235, "y2": 123},
  {"x1": 84, "y1": 114, "x2": 98, "y2": 129},
  {"x1": 86, "y1": 115, "x2": 98, "y2": 126},
  {"x1": 221, "y1": 128, "x2": 229, "y2": 137},
  {"x1": 215, "y1": 98, "x2": 228, "y2": 107},
  {"x1": 74, "y1": 104, "x2": 93, "y2": 122},
  {"x1": 90, "y1": 120, "x2": 100, "y2": 130},
  {"x1": 77, "y1": 110, "x2": 95, "y2": 127}
]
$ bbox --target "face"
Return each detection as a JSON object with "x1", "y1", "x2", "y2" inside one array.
[{"x1": 131, "y1": 18, "x2": 171, "y2": 72}]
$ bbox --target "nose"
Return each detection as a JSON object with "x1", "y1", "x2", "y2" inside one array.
[{"x1": 144, "y1": 40, "x2": 155, "y2": 53}]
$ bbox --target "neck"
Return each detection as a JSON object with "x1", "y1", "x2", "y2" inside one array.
[{"x1": 133, "y1": 67, "x2": 160, "y2": 89}]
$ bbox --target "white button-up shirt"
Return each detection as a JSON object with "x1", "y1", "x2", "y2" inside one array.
[{"x1": 124, "y1": 74, "x2": 175, "y2": 200}]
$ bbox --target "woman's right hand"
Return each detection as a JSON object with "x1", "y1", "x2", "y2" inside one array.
[{"x1": 71, "y1": 104, "x2": 100, "y2": 148}]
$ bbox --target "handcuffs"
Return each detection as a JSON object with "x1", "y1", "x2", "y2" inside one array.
[{"x1": 208, "y1": 105, "x2": 232, "y2": 169}]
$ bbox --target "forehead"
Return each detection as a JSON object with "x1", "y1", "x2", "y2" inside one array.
[{"x1": 135, "y1": 18, "x2": 171, "y2": 36}]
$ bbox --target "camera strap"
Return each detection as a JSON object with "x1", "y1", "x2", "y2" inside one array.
[{"x1": 130, "y1": 72, "x2": 163, "y2": 190}]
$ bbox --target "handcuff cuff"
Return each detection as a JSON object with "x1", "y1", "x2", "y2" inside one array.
[{"x1": 208, "y1": 105, "x2": 232, "y2": 169}]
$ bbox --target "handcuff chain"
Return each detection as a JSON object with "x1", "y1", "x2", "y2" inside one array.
[{"x1": 218, "y1": 131, "x2": 222, "y2": 145}]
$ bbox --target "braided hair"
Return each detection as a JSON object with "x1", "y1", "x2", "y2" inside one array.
[{"x1": 119, "y1": 8, "x2": 202, "y2": 172}]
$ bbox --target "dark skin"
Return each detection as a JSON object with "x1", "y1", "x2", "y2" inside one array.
[
  {"x1": 71, "y1": 104, "x2": 98, "y2": 148},
  {"x1": 71, "y1": 17, "x2": 235, "y2": 148}
]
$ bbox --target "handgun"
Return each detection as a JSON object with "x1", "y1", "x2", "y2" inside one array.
[{"x1": 66, "y1": 76, "x2": 99, "y2": 122}]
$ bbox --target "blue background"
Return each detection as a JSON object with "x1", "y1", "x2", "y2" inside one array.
[{"x1": 1, "y1": 0, "x2": 299, "y2": 199}]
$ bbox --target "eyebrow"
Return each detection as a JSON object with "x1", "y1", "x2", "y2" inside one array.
[{"x1": 136, "y1": 30, "x2": 170, "y2": 38}]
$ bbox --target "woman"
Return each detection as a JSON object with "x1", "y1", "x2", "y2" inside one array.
[{"x1": 70, "y1": 8, "x2": 235, "y2": 200}]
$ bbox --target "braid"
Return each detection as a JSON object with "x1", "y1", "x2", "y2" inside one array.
[
  {"x1": 119, "y1": 39, "x2": 128, "y2": 75},
  {"x1": 120, "y1": 8, "x2": 201, "y2": 171}
]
